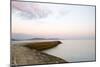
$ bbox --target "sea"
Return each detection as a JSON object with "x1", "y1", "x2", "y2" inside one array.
[{"x1": 11, "y1": 40, "x2": 96, "y2": 62}]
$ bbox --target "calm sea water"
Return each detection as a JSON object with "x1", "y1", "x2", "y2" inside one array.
[{"x1": 12, "y1": 40, "x2": 95, "y2": 62}]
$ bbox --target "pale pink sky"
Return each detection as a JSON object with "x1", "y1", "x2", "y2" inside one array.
[{"x1": 12, "y1": 1, "x2": 95, "y2": 39}]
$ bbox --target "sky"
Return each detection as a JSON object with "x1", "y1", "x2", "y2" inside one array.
[{"x1": 12, "y1": 1, "x2": 95, "y2": 40}]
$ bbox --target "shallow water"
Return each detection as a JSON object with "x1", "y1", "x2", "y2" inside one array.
[{"x1": 12, "y1": 40, "x2": 96, "y2": 62}]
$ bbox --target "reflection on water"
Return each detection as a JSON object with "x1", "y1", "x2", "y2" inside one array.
[{"x1": 12, "y1": 40, "x2": 95, "y2": 62}]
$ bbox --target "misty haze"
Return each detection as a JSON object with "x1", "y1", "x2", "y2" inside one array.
[{"x1": 11, "y1": 1, "x2": 96, "y2": 66}]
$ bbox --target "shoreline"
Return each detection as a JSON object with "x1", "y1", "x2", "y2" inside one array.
[{"x1": 11, "y1": 41, "x2": 68, "y2": 65}]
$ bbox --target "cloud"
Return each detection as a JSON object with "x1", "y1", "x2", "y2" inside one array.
[
  {"x1": 12, "y1": 1, "x2": 71, "y2": 21},
  {"x1": 12, "y1": 1, "x2": 51, "y2": 20}
]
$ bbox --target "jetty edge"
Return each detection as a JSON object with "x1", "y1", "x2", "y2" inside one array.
[
  {"x1": 11, "y1": 44, "x2": 68, "y2": 66},
  {"x1": 13, "y1": 41, "x2": 62, "y2": 51}
]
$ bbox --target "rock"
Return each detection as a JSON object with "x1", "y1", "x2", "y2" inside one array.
[
  {"x1": 14, "y1": 41, "x2": 62, "y2": 51},
  {"x1": 11, "y1": 45, "x2": 67, "y2": 66}
]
